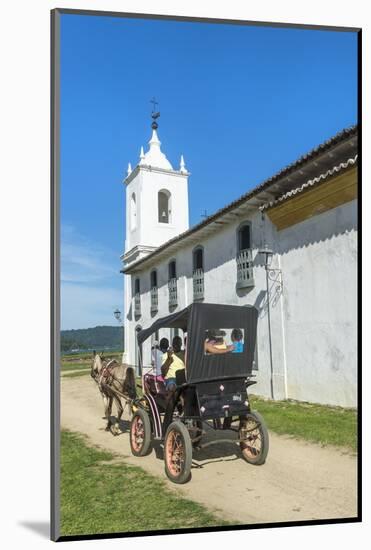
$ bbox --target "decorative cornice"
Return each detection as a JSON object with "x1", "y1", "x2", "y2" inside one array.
[
  {"x1": 123, "y1": 164, "x2": 189, "y2": 185},
  {"x1": 122, "y1": 244, "x2": 157, "y2": 264}
]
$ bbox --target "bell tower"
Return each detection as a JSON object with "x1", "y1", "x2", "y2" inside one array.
[{"x1": 122, "y1": 110, "x2": 190, "y2": 268}]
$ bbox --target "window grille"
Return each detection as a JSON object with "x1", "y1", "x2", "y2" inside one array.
[
  {"x1": 193, "y1": 268, "x2": 204, "y2": 301},
  {"x1": 134, "y1": 292, "x2": 141, "y2": 316},
  {"x1": 168, "y1": 277, "x2": 178, "y2": 307},
  {"x1": 150, "y1": 286, "x2": 158, "y2": 313},
  {"x1": 236, "y1": 248, "x2": 254, "y2": 288}
]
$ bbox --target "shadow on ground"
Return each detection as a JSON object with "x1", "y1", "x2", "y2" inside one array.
[
  {"x1": 151, "y1": 424, "x2": 242, "y2": 467},
  {"x1": 109, "y1": 415, "x2": 244, "y2": 469}
]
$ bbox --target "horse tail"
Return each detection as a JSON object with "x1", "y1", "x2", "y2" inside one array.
[{"x1": 124, "y1": 366, "x2": 137, "y2": 399}]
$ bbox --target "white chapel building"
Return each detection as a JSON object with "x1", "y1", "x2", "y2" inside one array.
[{"x1": 121, "y1": 116, "x2": 358, "y2": 408}]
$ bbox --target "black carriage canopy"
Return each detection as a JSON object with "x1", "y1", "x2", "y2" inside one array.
[{"x1": 137, "y1": 302, "x2": 258, "y2": 383}]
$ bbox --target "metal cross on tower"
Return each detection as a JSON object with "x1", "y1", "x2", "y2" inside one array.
[
  {"x1": 150, "y1": 97, "x2": 159, "y2": 114},
  {"x1": 150, "y1": 97, "x2": 160, "y2": 129}
]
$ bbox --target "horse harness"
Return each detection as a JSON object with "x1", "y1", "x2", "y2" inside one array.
[
  {"x1": 99, "y1": 359, "x2": 119, "y2": 385},
  {"x1": 98, "y1": 360, "x2": 132, "y2": 400}
]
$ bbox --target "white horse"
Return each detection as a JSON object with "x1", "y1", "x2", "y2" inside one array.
[{"x1": 91, "y1": 353, "x2": 136, "y2": 435}]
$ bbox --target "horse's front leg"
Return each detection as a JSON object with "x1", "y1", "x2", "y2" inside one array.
[
  {"x1": 111, "y1": 394, "x2": 123, "y2": 436},
  {"x1": 105, "y1": 395, "x2": 113, "y2": 431},
  {"x1": 101, "y1": 389, "x2": 109, "y2": 419}
]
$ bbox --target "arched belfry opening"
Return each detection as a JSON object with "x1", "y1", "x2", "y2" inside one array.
[{"x1": 158, "y1": 189, "x2": 171, "y2": 223}]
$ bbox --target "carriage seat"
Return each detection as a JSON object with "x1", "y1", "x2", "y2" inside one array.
[{"x1": 144, "y1": 373, "x2": 167, "y2": 396}]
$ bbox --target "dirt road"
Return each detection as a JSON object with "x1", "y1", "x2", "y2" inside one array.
[{"x1": 61, "y1": 375, "x2": 357, "y2": 525}]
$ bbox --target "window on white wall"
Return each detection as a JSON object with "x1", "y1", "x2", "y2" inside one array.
[
  {"x1": 131, "y1": 192, "x2": 137, "y2": 230},
  {"x1": 193, "y1": 246, "x2": 204, "y2": 271},
  {"x1": 134, "y1": 278, "x2": 140, "y2": 294},
  {"x1": 192, "y1": 246, "x2": 204, "y2": 301},
  {"x1": 236, "y1": 222, "x2": 254, "y2": 289},
  {"x1": 168, "y1": 260, "x2": 176, "y2": 280},
  {"x1": 134, "y1": 278, "x2": 141, "y2": 316},
  {"x1": 168, "y1": 260, "x2": 177, "y2": 307},
  {"x1": 238, "y1": 223, "x2": 251, "y2": 252},
  {"x1": 158, "y1": 190, "x2": 171, "y2": 223},
  {"x1": 150, "y1": 270, "x2": 157, "y2": 288},
  {"x1": 150, "y1": 270, "x2": 158, "y2": 313}
]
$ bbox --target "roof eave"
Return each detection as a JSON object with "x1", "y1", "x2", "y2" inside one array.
[{"x1": 122, "y1": 125, "x2": 358, "y2": 275}]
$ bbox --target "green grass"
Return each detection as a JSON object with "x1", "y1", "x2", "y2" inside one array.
[
  {"x1": 250, "y1": 395, "x2": 357, "y2": 452},
  {"x1": 62, "y1": 352, "x2": 95, "y2": 360},
  {"x1": 61, "y1": 350, "x2": 123, "y2": 372},
  {"x1": 62, "y1": 370, "x2": 91, "y2": 379},
  {"x1": 62, "y1": 351, "x2": 123, "y2": 360},
  {"x1": 60, "y1": 430, "x2": 232, "y2": 536},
  {"x1": 61, "y1": 361, "x2": 91, "y2": 372},
  {"x1": 136, "y1": 376, "x2": 143, "y2": 397}
]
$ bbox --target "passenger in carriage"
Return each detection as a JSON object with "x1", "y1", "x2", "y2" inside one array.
[
  {"x1": 159, "y1": 337, "x2": 169, "y2": 355},
  {"x1": 151, "y1": 341, "x2": 161, "y2": 376},
  {"x1": 161, "y1": 335, "x2": 185, "y2": 393},
  {"x1": 231, "y1": 328, "x2": 244, "y2": 353},
  {"x1": 173, "y1": 335, "x2": 185, "y2": 363},
  {"x1": 204, "y1": 329, "x2": 234, "y2": 354},
  {"x1": 151, "y1": 338, "x2": 169, "y2": 378}
]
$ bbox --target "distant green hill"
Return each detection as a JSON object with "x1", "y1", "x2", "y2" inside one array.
[{"x1": 61, "y1": 326, "x2": 124, "y2": 352}]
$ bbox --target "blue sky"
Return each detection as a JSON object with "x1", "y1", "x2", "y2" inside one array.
[{"x1": 60, "y1": 14, "x2": 357, "y2": 330}]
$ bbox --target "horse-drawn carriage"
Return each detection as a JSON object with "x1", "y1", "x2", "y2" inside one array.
[{"x1": 129, "y1": 302, "x2": 269, "y2": 484}]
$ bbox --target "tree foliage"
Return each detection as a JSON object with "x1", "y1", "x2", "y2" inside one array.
[{"x1": 61, "y1": 326, "x2": 124, "y2": 352}]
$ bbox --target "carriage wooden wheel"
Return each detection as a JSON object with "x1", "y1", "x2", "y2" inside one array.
[
  {"x1": 164, "y1": 421, "x2": 192, "y2": 484},
  {"x1": 130, "y1": 408, "x2": 152, "y2": 457},
  {"x1": 239, "y1": 411, "x2": 269, "y2": 465}
]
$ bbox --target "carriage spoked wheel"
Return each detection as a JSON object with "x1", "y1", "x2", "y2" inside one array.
[
  {"x1": 130, "y1": 408, "x2": 152, "y2": 457},
  {"x1": 164, "y1": 421, "x2": 192, "y2": 484},
  {"x1": 239, "y1": 411, "x2": 269, "y2": 465}
]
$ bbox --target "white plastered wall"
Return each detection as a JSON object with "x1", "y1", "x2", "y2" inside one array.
[{"x1": 124, "y1": 201, "x2": 357, "y2": 407}]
